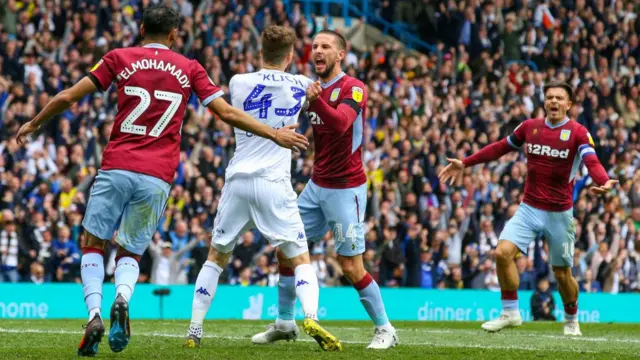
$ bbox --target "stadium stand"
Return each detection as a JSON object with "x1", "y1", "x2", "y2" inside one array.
[{"x1": 0, "y1": 0, "x2": 638, "y2": 296}]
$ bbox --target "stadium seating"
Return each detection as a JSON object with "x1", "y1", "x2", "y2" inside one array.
[{"x1": 0, "y1": 0, "x2": 638, "y2": 297}]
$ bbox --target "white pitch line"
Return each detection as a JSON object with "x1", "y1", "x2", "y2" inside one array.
[
  {"x1": 0, "y1": 327, "x2": 600, "y2": 353},
  {"x1": 138, "y1": 322, "x2": 640, "y2": 345}
]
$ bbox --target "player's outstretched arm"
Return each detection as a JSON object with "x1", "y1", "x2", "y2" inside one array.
[
  {"x1": 583, "y1": 153, "x2": 618, "y2": 195},
  {"x1": 439, "y1": 138, "x2": 515, "y2": 185},
  {"x1": 464, "y1": 138, "x2": 515, "y2": 167},
  {"x1": 16, "y1": 77, "x2": 98, "y2": 145},
  {"x1": 207, "y1": 97, "x2": 309, "y2": 151}
]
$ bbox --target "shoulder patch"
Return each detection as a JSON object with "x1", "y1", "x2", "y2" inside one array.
[
  {"x1": 352, "y1": 86, "x2": 363, "y2": 103},
  {"x1": 91, "y1": 59, "x2": 104, "y2": 72},
  {"x1": 587, "y1": 132, "x2": 595, "y2": 146}
]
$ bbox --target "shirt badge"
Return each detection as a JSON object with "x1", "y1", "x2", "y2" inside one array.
[
  {"x1": 560, "y1": 129, "x2": 571, "y2": 141},
  {"x1": 330, "y1": 88, "x2": 340, "y2": 102},
  {"x1": 91, "y1": 59, "x2": 104, "y2": 72},
  {"x1": 352, "y1": 86, "x2": 363, "y2": 103}
]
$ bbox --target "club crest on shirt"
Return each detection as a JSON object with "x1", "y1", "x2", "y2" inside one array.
[
  {"x1": 330, "y1": 88, "x2": 341, "y2": 102},
  {"x1": 352, "y1": 86, "x2": 364, "y2": 103},
  {"x1": 560, "y1": 129, "x2": 571, "y2": 141},
  {"x1": 91, "y1": 59, "x2": 104, "y2": 72}
]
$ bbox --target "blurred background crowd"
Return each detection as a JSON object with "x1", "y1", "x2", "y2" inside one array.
[{"x1": 0, "y1": 0, "x2": 639, "y2": 297}]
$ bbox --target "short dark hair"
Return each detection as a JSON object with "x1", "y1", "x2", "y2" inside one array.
[
  {"x1": 261, "y1": 25, "x2": 297, "y2": 65},
  {"x1": 142, "y1": 5, "x2": 179, "y2": 37},
  {"x1": 543, "y1": 81, "x2": 574, "y2": 101},
  {"x1": 317, "y1": 29, "x2": 346, "y2": 50}
]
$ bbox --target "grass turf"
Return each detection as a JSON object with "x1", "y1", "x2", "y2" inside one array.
[{"x1": 1, "y1": 320, "x2": 639, "y2": 359}]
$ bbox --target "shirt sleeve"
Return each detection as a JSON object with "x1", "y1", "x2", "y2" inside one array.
[
  {"x1": 191, "y1": 60, "x2": 224, "y2": 106},
  {"x1": 506, "y1": 120, "x2": 529, "y2": 150},
  {"x1": 88, "y1": 50, "x2": 118, "y2": 91},
  {"x1": 576, "y1": 126, "x2": 597, "y2": 160},
  {"x1": 340, "y1": 80, "x2": 366, "y2": 114},
  {"x1": 577, "y1": 126, "x2": 609, "y2": 186}
]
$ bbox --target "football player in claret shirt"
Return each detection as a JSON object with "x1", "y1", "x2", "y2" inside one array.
[
  {"x1": 439, "y1": 82, "x2": 618, "y2": 336},
  {"x1": 183, "y1": 25, "x2": 342, "y2": 352},
  {"x1": 16, "y1": 5, "x2": 308, "y2": 357},
  {"x1": 252, "y1": 30, "x2": 398, "y2": 350}
]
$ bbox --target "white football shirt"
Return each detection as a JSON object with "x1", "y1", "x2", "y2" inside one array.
[{"x1": 226, "y1": 69, "x2": 313, "y2": 181}]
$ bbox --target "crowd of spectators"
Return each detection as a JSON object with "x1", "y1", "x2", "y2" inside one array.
[{"x1": 0, "y1": 0, "x2": 639, "y2": 295}]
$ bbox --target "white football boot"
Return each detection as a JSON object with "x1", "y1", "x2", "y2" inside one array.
[
  {"x1": 251, "y1": 323, "x2": 300, "y2": 344},
  {"x1": 564, "y1": 320, "x2": 582, "y2": 336},
  {"x1": 367, "y1": 326, "x2": 399, "y2": 349},
  {"x1": 481, "y1": 310, "x2": 523, "y2": 332}
]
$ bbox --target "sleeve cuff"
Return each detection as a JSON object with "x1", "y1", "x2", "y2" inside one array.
[
  {"x1": 87, "y1": 73, "x2": 104, "y2": 91},
  {"x1": 202, "y1": 90, "x2": 225, "y2": 106}
]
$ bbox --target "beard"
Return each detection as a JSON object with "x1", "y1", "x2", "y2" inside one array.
[{"x1": 315, "y1": 61, "x2": 336, "y2": 79}]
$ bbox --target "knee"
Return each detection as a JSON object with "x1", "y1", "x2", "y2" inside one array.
[
  {"x1": 338, "y1": 255, "x2": 365, "y2": 282},
  {"x1": 495, "y1": 243, "x2": 516, "y2": 265},
  {"x1": 207, "y1": 246, "x2": 230, "y2": 268},
  {"x1": 553, "y1": 267, "x2": 571, "y2": 283},
  {"x1": 81, "y1": 232, "x2": 107, "y2": 252}
]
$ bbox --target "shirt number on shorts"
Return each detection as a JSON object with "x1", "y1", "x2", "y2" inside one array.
[
  {"x1": 121, "y1": 86, "x2": 182, "y2": 137},
  {"x1": 243, "y1": 85, "x2": 305, "y2": 120},
  {"x1": 334, "y1": 223, "x2": 356, "y2": 243},
  {"x1": 563, "y1": 241, "x2": 574, "y2": 258}
]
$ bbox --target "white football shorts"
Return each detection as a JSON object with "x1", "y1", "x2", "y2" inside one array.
[{"x1": 211, "y1": 175, "x2": 308, "y2": 259}]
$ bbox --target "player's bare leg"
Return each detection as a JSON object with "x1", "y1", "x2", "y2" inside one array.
[
  {"x1": 252, "y1": 249, "x2": 300, "y2": 345},
  {"x1": 108, "y1": 247, "x2": 140, "y2": 353},
  {"x1": 482, "y1": 240, "x2": 523, "y2": 332},
  {"x1": 553, "y1": 266, "x2": 582, "y2": 336},
  {"x1": 78, "y1": 232, "x2": 108, "y2": 357},
  {"x1": 185, "y1": 246, "x2": 229, "y2": 348},
  {"x1": 337, "y1": 254, "x2": 398, "y2": 349}
]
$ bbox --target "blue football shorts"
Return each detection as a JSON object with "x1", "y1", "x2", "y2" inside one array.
[
  {"x1": 499, "y1": 202, "x2": 576, "y2": 267},
  {"x1": 82, "y1": 169, "x2": 170, "y2": 255},
  {"x1": 298, "y1": 180, "x2": 367, "y2": 257}
]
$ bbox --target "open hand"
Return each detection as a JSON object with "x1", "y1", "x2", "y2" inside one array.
[
  {"x1": 589, "y1": 179, "x2": 618, "y2": 195},
  {"x1": 438, "y1": 158, "x2": 465, "y2": 185},
  {"x1": 274, "y1": 124, "x2": 309, "y2": 152},
  {"x1": 16, "y1": 121, "x2": 40, "y2": 146}
]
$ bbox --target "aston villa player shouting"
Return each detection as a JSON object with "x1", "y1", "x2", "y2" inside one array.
[{"x1": 439, "y1": 82, "x2": 617, "y2": 337}]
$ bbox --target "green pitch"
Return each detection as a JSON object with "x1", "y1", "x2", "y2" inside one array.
[{"x1": 1, "y1": 320, "x2": 639, "y2": 359}]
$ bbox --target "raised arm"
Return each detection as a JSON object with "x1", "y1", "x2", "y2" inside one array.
[
  {"x1": 17, "y1": 77, "x2": 98, "y2": 145},
  {"x1": 305, "y1": 81, "x2": 364, "y2": 135},
  {"x1": 439, "y1": 121, "x2": 527, "y2": 185}
]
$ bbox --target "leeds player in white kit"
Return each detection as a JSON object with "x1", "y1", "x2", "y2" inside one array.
[{"x1": 184, "y1": 26, "x2": 342, "y2": 352}]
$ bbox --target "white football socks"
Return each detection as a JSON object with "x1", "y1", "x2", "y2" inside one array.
[
  {"x1": 81, "y1": 252, "x2": 104, "y2": 322},
  {"x1": 190, "y1": 260, "x2": 223, "y2": 329},
  {"x1": 294, "y1": 264, "x2": 319, "y2": 321},
  {"x1": 114, "y1": 256, "x2": 139, "y2": 302}
]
